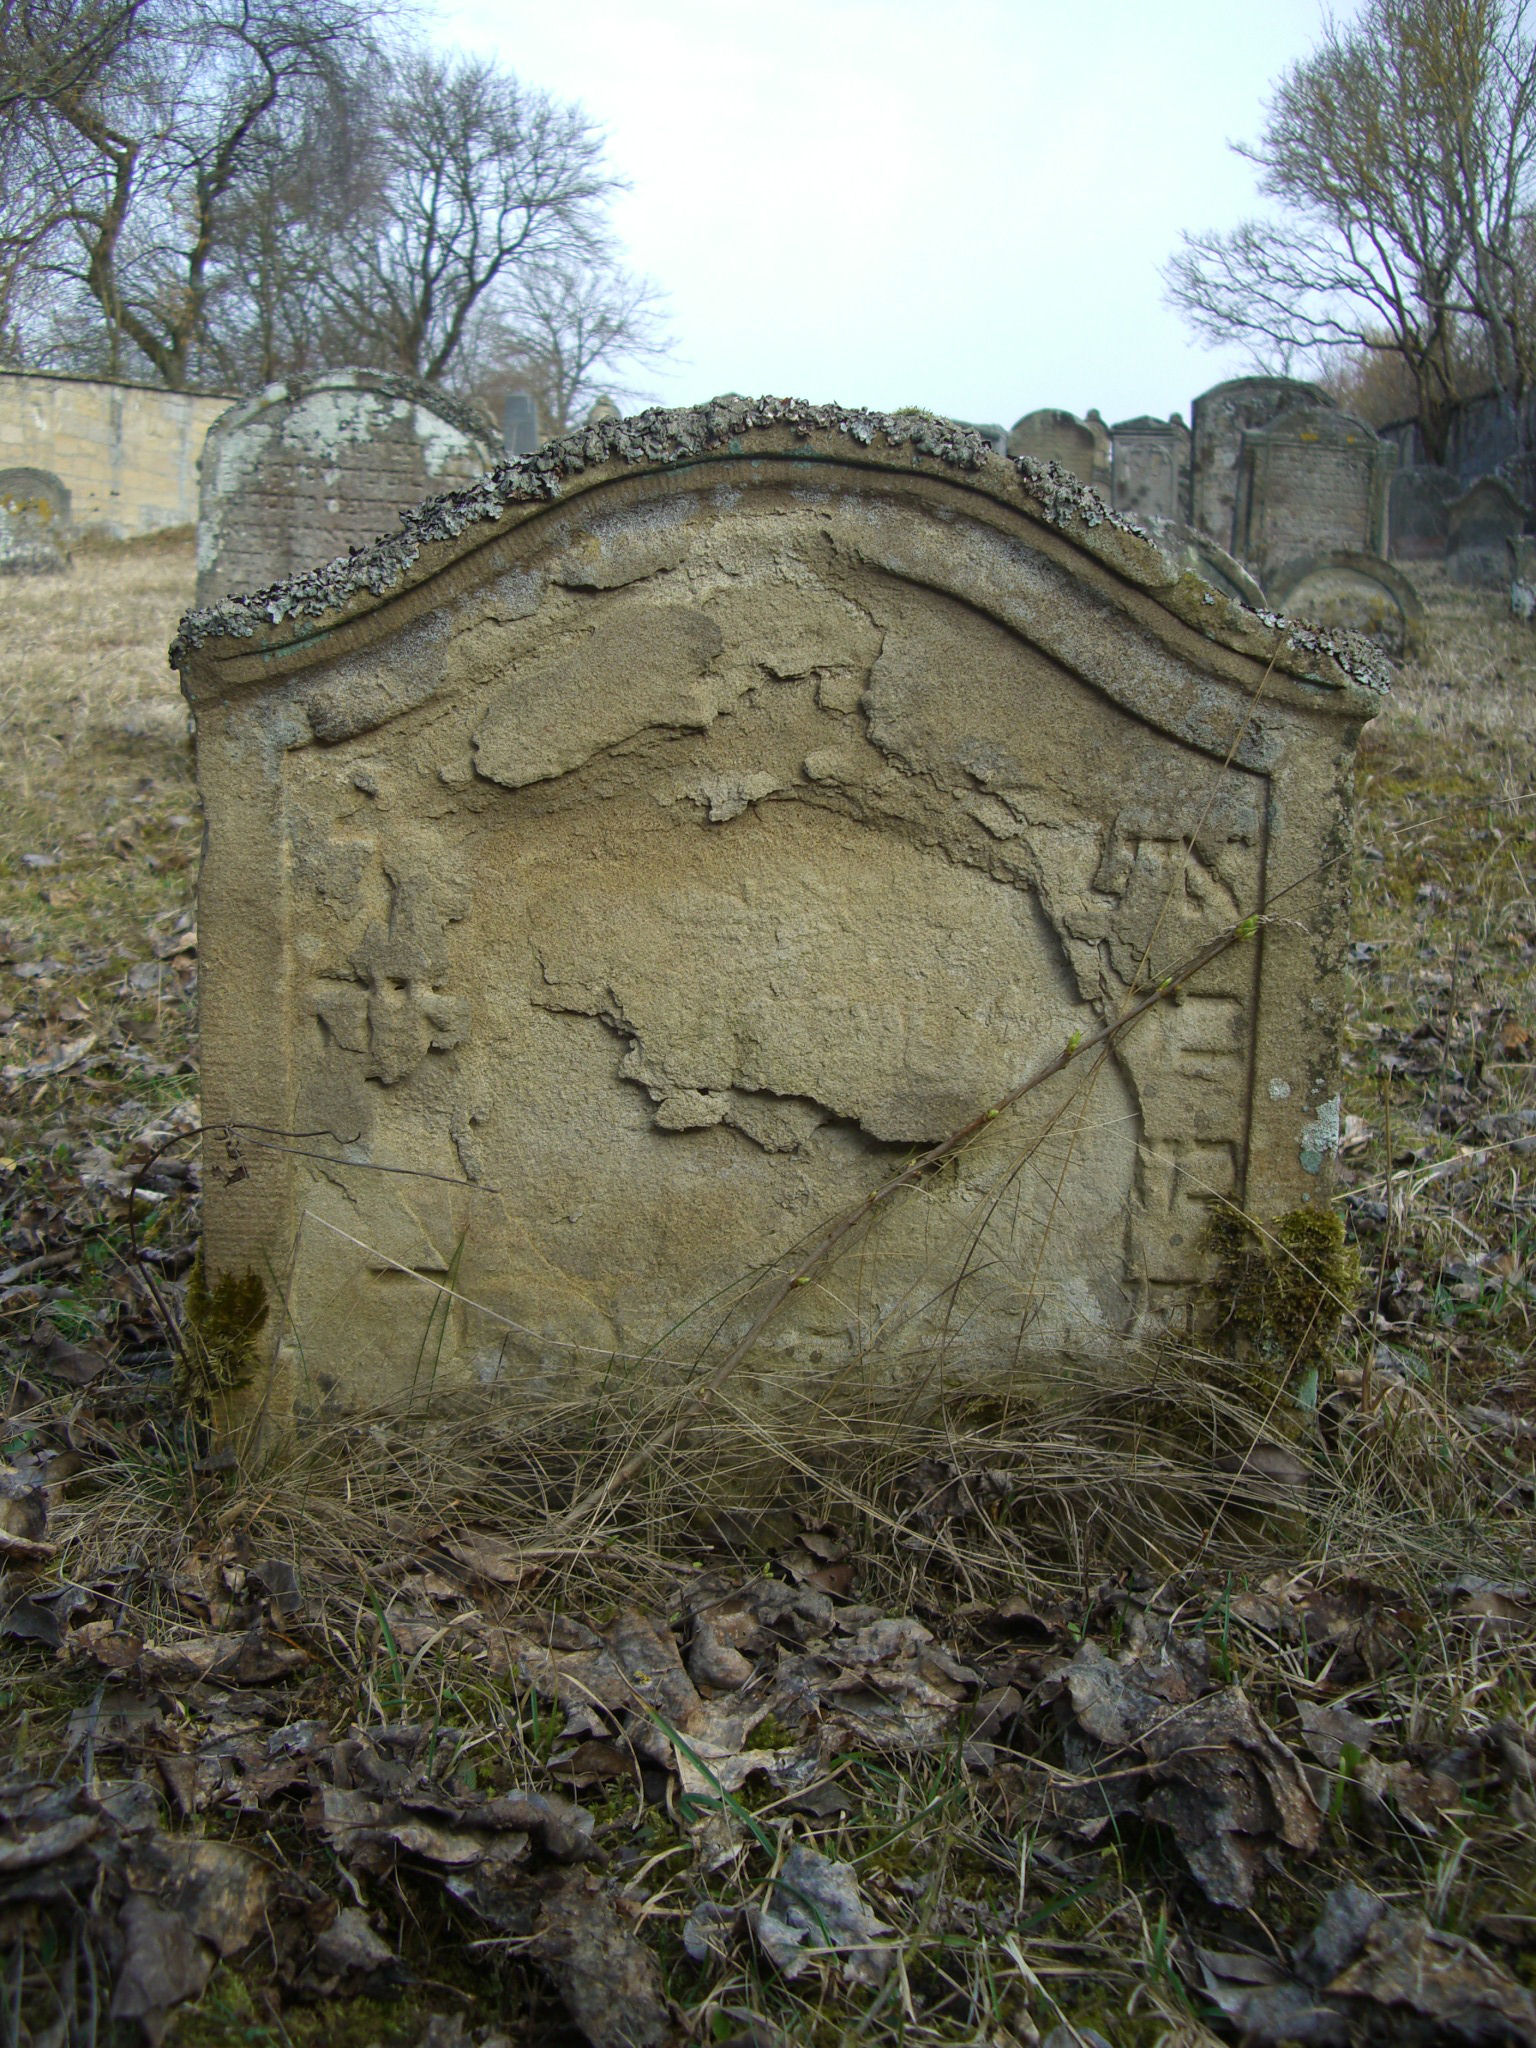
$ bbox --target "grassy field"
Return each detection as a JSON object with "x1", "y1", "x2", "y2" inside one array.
[{"x1": 1, "y1": 537, "x2": 1533, "y2": 2048}]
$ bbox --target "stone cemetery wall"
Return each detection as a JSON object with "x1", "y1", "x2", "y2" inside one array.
[
  {"x1": 0, "y1": 466, "x2": 71, "y2": 573},
  {"x1": 1390, "y1": 465, "x2": 1460, "y2": 561},
  {"x1": 1110, "y1": 416, "x2": 1189, "y2": 523},
  {"x1": 1189, "y1": 377, "x2": 1334, "y2": 552},
  {"x1": 1234, "y1": 406, "x2": 1394, "y2": 584},
  {"x1": 0, "y1": 370, "x2": 228, "y2": 538},
  {"x1": 195, "y1": 370, "x2": 503, "y2": 606},
  {"x1": 1007, "y1": 408, "x2": 1097, "y2": 483},
  {"x1": 1447, "y1": 476, "x2": 1527, "y2": 586},
  {"x1": 174, "y1": 399, "x2": 1383, "y2": 1433}
]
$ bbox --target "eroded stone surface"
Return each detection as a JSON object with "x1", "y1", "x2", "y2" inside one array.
[{"x1": 176, "y1": 405, "x2": 1381, "y2": 1428}]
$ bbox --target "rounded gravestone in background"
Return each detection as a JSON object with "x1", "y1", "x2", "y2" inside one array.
[
  {"x1": 0, "y1": 466, "x2": 71, "y2": 575},
  {"x1": 1269, "y1": 551, "x2": 1423, "y2": 658},
  {"x1": 195, "y1": 369, "x2": 502, "y2": 607}
]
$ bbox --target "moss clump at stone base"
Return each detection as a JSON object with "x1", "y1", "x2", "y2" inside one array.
[
  {"x1": 178, "y1": 1256, "x2": 269, "y2": 1406},
  {"x1": 1205, "y1": 1204, "x2": 1358, "y2": 1373}
]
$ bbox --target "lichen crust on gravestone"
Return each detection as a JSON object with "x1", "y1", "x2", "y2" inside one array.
[
  {"x1": 171, "y1": 397, "x2": 1390, "y2": 694},
  {"x1": 172, "y1": 397, "x2": 1385, "y2": 1429}
]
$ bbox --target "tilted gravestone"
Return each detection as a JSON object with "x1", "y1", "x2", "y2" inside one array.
[
  {"x1": 1446, "y1": 475, "x2": 1527, "y2": 586},
  {"x1": 1389, "y1": 464, "x2": 1459, "y2": 561},
  {"x1": 173, "y1": 399, "x2": 1383, "y2": 1432},
  {"x1": 1006, "y1": 408, "x2": 1097, "y2": 484},
  {"x1": 1189, "y1": 377, "x2": 1334, "y2": 553},
  {"x1": 1269, "y1": 551, "x2": 1422, "y2": 659},
  {"x1": 0, "y1": 466, "x2": 71, "y2": 573},
  {"x1": 195, "y1": 370, "x2": 502, "y2": 606},
  {"x1": 1234, "y1": 405, "x2": 1395, "y2": 586},
  {"x1": 1111, "y1": 416, "x2": 1190, "y2": 524}
]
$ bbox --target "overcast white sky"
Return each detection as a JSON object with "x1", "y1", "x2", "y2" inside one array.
[{"x1": 430, "y1": 0, "x2": 1353, "y2": 430}]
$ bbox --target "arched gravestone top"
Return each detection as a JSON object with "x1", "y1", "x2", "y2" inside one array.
[
  {"x1": 195, "y1": 368, "x2": 502, "y2": 607},
  {"x1": 173, "y1": 397, "x2": 1384, "y2": 1433},
  {"x1": 1234, "y1": 405, "x2": 1394, "y2": 583},
  {"x1": 1269, "y1": 550, "x2": 1422, "y2": 659},
  {"x1": 1447, "y1": 474, "x2": 1528, "y2": 587},
  {"x1": 1389, "y1": 464, "x2": 1460, "y2": 561},
  {"x1": 1190, "y1": 377, "x2": 1335, "y2": 554},
  {"x1": 1006, "y1": 408, "x2": 1097, "y2": 484},
  {"x1": 0, "y1": 465, "x2": 71, "y2": 574}
]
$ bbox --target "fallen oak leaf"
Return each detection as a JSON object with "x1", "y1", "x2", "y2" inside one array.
[{"x1": 527, "y1": 1877, "x2": 674, "y2": 2048}]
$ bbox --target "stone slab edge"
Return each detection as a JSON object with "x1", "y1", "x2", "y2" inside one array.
[{"x1": 170, "y1": 394, "x2": 1391, "y2": 701}]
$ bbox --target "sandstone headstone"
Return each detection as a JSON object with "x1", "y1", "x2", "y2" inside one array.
[
  {"x1": 1189, "y1": 377, "x2": 1334, "y2": 552},
  {"x1": 1234, "y1": 406, "x2": 1394, "y2": 584},
  {"x1": 1446, "y1": 475, "x2": 1527, "y2": 586},
  {"x1": 1007, "y1": 408, "x2": 1097, "y2": 484},
  {"x1": 0, "y1": 465, "x2": 71, "y2": 573},
  {"x1": 173, "y1": 398, "x2": 1382, "y2": 1435},
  {"x1": 1110, "y1": 416, "x2": 1190, "y2": 524},
  {"x1": 1269, "y1": 551, "x2": 1422, "y2": 658},
  {"x1": 195, "y1": 370, "x2": 502, "y2": 606},
  {"x1": 503, "y1": 391, "x2": 540, "y2": 456},
  {"x1": 586, "y1": 395, "x2": 622, "y2": 424},
  {"x1": 1389, "y1": 464, "x2": 1459, "y2": 561}
]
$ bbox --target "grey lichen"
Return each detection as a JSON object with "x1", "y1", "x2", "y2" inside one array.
[{"x1": 168, "y1": 393, "x2": 1392, "y2": 698}]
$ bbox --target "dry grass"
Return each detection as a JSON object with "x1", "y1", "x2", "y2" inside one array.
[{"x1": 2, "y1": 539, "x2": 1535, "y2": 2047}]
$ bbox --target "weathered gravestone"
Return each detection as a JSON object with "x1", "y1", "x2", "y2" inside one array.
[
  {"x1": 1389, "y1": 465, "x2": 1459, "y2": 561},
  {"x1": 173, "y1": 399, "x2": 1383, "y2": 1431},
  {"x1": 1269, "y1": 552, "x2": 1422, "y2": 659},
  {"x1": 1007, "y1": 408, "x2": 1097, "y2": 484},
  {"x1": 1111, "y1": 416, "x2": 1190, "y2": 524},
  {"x1": 195, "y1": 370, "x2": 502, "y2": 606},
  {"x1": 1189, "y1": 377, "x2": 1334, "y2": 553},
  {"x1": 0, "y1": 466, "x2": 70, "y2": 573},
  {"x1": 1234, "y1": 406, "x2": 1394, "y2": 584},
  {"x1": 502, "y1": 391, "x2": 540, "y2": 456},
  {"x1": 1085, "y1": 409, "x2": 1113, "y2": 495},
  {"x1": 1446, "y1": 475, "x2": 1527, "y2": 586}
]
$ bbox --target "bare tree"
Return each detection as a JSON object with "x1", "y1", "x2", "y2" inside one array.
[
  {"x1": 1, "y1": 0, "x2": 374, "y2": 388},
  {"x1": 1164, "y1": 0, "x2": 1536, "y2": 464},
  {"x1": 0, "y1": 0, "x2": 149, "y2": 118},
  {"x1": 461, "y1": 256, "x2": 671, "y2": 434},
  {"x1": 318, "y1": 52, "x2": 616, "y2": 385}
]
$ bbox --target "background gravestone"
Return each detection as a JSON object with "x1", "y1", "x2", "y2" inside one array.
[
  {"x1": 1389, "y1": 465, "x2": 1460, "y2": 561},
  {"x1": 1234, "y1": 405, "x2": 1394, "y2": 584},
  {"x1": 1189, "y1": 377, "x2": 1334, "y2": 552},
  {"x1": 1446, "y1": 476, "x2": 1527, "y2": 587},
  {"x1": 1269, "y1": 551, "x2": 1421, "y2": 658},
  {"x1": 1085, "y1": 409, "x2": 1113, "y2": 495},
  {"x1": 1006, "y1": 408, "x2": 1096, "y2": 483},
  {"x1": 0, "y1": 466, "x2": 71, "y2": 573},
  {"x1": 1110, "y1": 416, "x2": 1190, "y2": 523},
  {"x1": 502, "y1": 391, "x2": 540, "y2": 456},
  {"x1": 1509, "y1": 534, "x2": 1536, "y2": 619},
  {"x1": 174, "y1": 400, "x2": 1382, "y2": 1435},
  {"x1": 195, "y1": 369, "x2": 502, "y2": 606}
]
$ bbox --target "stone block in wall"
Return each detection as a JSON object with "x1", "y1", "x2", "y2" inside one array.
[
  {"x1": 172, "y1": 399, "x2": 1384, "y2": 1437},
  {"x1": 195, "y1": 369, "x2": 503, "y2": 606}
]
